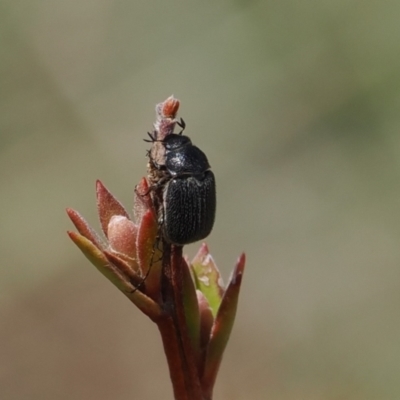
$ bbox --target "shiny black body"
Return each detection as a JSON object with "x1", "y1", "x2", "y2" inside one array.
[{"x1": 160, "y1": 134, "x2": 216, "y2": 246}]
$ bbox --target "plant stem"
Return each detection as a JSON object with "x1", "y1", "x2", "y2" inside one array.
[{"x1": 157, "y1": 244, "x2": 204, "y2": 400}]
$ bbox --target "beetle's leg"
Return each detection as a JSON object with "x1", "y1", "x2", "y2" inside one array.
[
  {"x1": 177, "y1": 118, "x2": 186, "y2": 134},
  {"x1": 140, "y1": 175, "x2": 169, "y2": 196}
]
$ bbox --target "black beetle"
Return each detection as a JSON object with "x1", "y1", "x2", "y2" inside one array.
[
  {"x1": 149, "y1": 131, "x2": 216, "y2": 246},
  {"x1": 128, "y1": 126, "x2": 216, "y2": 293},
  {"x1": 161, "y1": 133, "x2": 216, "y2": 245}
]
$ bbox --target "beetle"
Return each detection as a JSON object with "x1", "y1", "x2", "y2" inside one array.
[
  {"x1": 147, "y1": 125, "x2": 216, "y2": 246},
  {"x1": 160, "y1": 132, "x2": 216, "y2": 245},
  {"x1": 129, "y1": 124, "x2": 216, "y2": 293}
]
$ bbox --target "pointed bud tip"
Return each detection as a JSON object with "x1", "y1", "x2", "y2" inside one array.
[
  {"x1": 231, "y1": 253, "x2": 246, "y2": 285},
  {"x1": 66, "y1": 208, "x2": 75, "y2": 220},
  {"x1": 66, "y1": 207, "x2": 80, "y2": 221},
  {"x1": 96, "y1": 179, "x2": 106, "y2": 199},
  {"x1": 67, "y1": 230, "x2": 80, "y2": 242},
  {"x1": 200, "y1": 242, "x2": 210, "y2": 254},
  {"x1": 237, "y1": 252, "x2": 246, "y2": 269},
  {"x1": 192, "y1": 242, "x2": 211, "y2": 264},
  {"x1": 95, "y1": 180, "x2": 104, "y2": 195}
]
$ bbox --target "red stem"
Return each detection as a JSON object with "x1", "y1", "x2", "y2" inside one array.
[{"x1": 156, "y1": 244, "x2": 204, "y2": 400}]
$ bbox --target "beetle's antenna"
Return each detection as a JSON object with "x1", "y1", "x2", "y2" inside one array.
[{"x1": 143, "y1": 131, "x2": 157, "y2": 143}]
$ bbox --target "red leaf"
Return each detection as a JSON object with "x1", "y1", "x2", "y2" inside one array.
[
  {"x1": 133, "y1": 178, "x2": 155, "y2": 223},
  {"x1": 107, "y1": 215, "x2": 138, "y2": 259},
  {"x1": 66, "y1": 208, "x2": 104, "y2": 249},
  {"x1": 103, "y1": 250, "x2": 141, "y2": 287},
  {"x1": 96, "y1": 180, "x2": 130, "y2": 237},
  {"x1": 68, "y1": 230, "x2": 161, "y2": 320},
  {"x1": 181, "y1": 257, "x2": 201, "y2": 363},
  {"x1": 136, "y1": 210, "x2": 162, "y2": 300}
]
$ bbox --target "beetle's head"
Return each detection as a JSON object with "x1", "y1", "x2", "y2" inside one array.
[{"x1": 163, "y1": 134, "x2": 192, "y2": 152}]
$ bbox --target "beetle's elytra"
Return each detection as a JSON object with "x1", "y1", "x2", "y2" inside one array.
[{"x1": 149, "y1": 131, "x2": 216, "y2": 246}]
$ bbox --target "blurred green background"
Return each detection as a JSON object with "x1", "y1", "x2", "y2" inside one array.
[{"x1": 1, "y1": 1, "x2": 400, "y2": 399}]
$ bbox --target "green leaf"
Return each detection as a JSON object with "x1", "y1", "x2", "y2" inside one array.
[
  {"x1": 201, "y1": 253, "x2": 245, "y2": 398},
  {"x1": 191, "y1": 243, "x2": 224, "y2": 317}
]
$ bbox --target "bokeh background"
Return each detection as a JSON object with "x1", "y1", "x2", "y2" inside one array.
[{"x1": 1, "y1": 1, "x2": 400, "y2": 399}]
